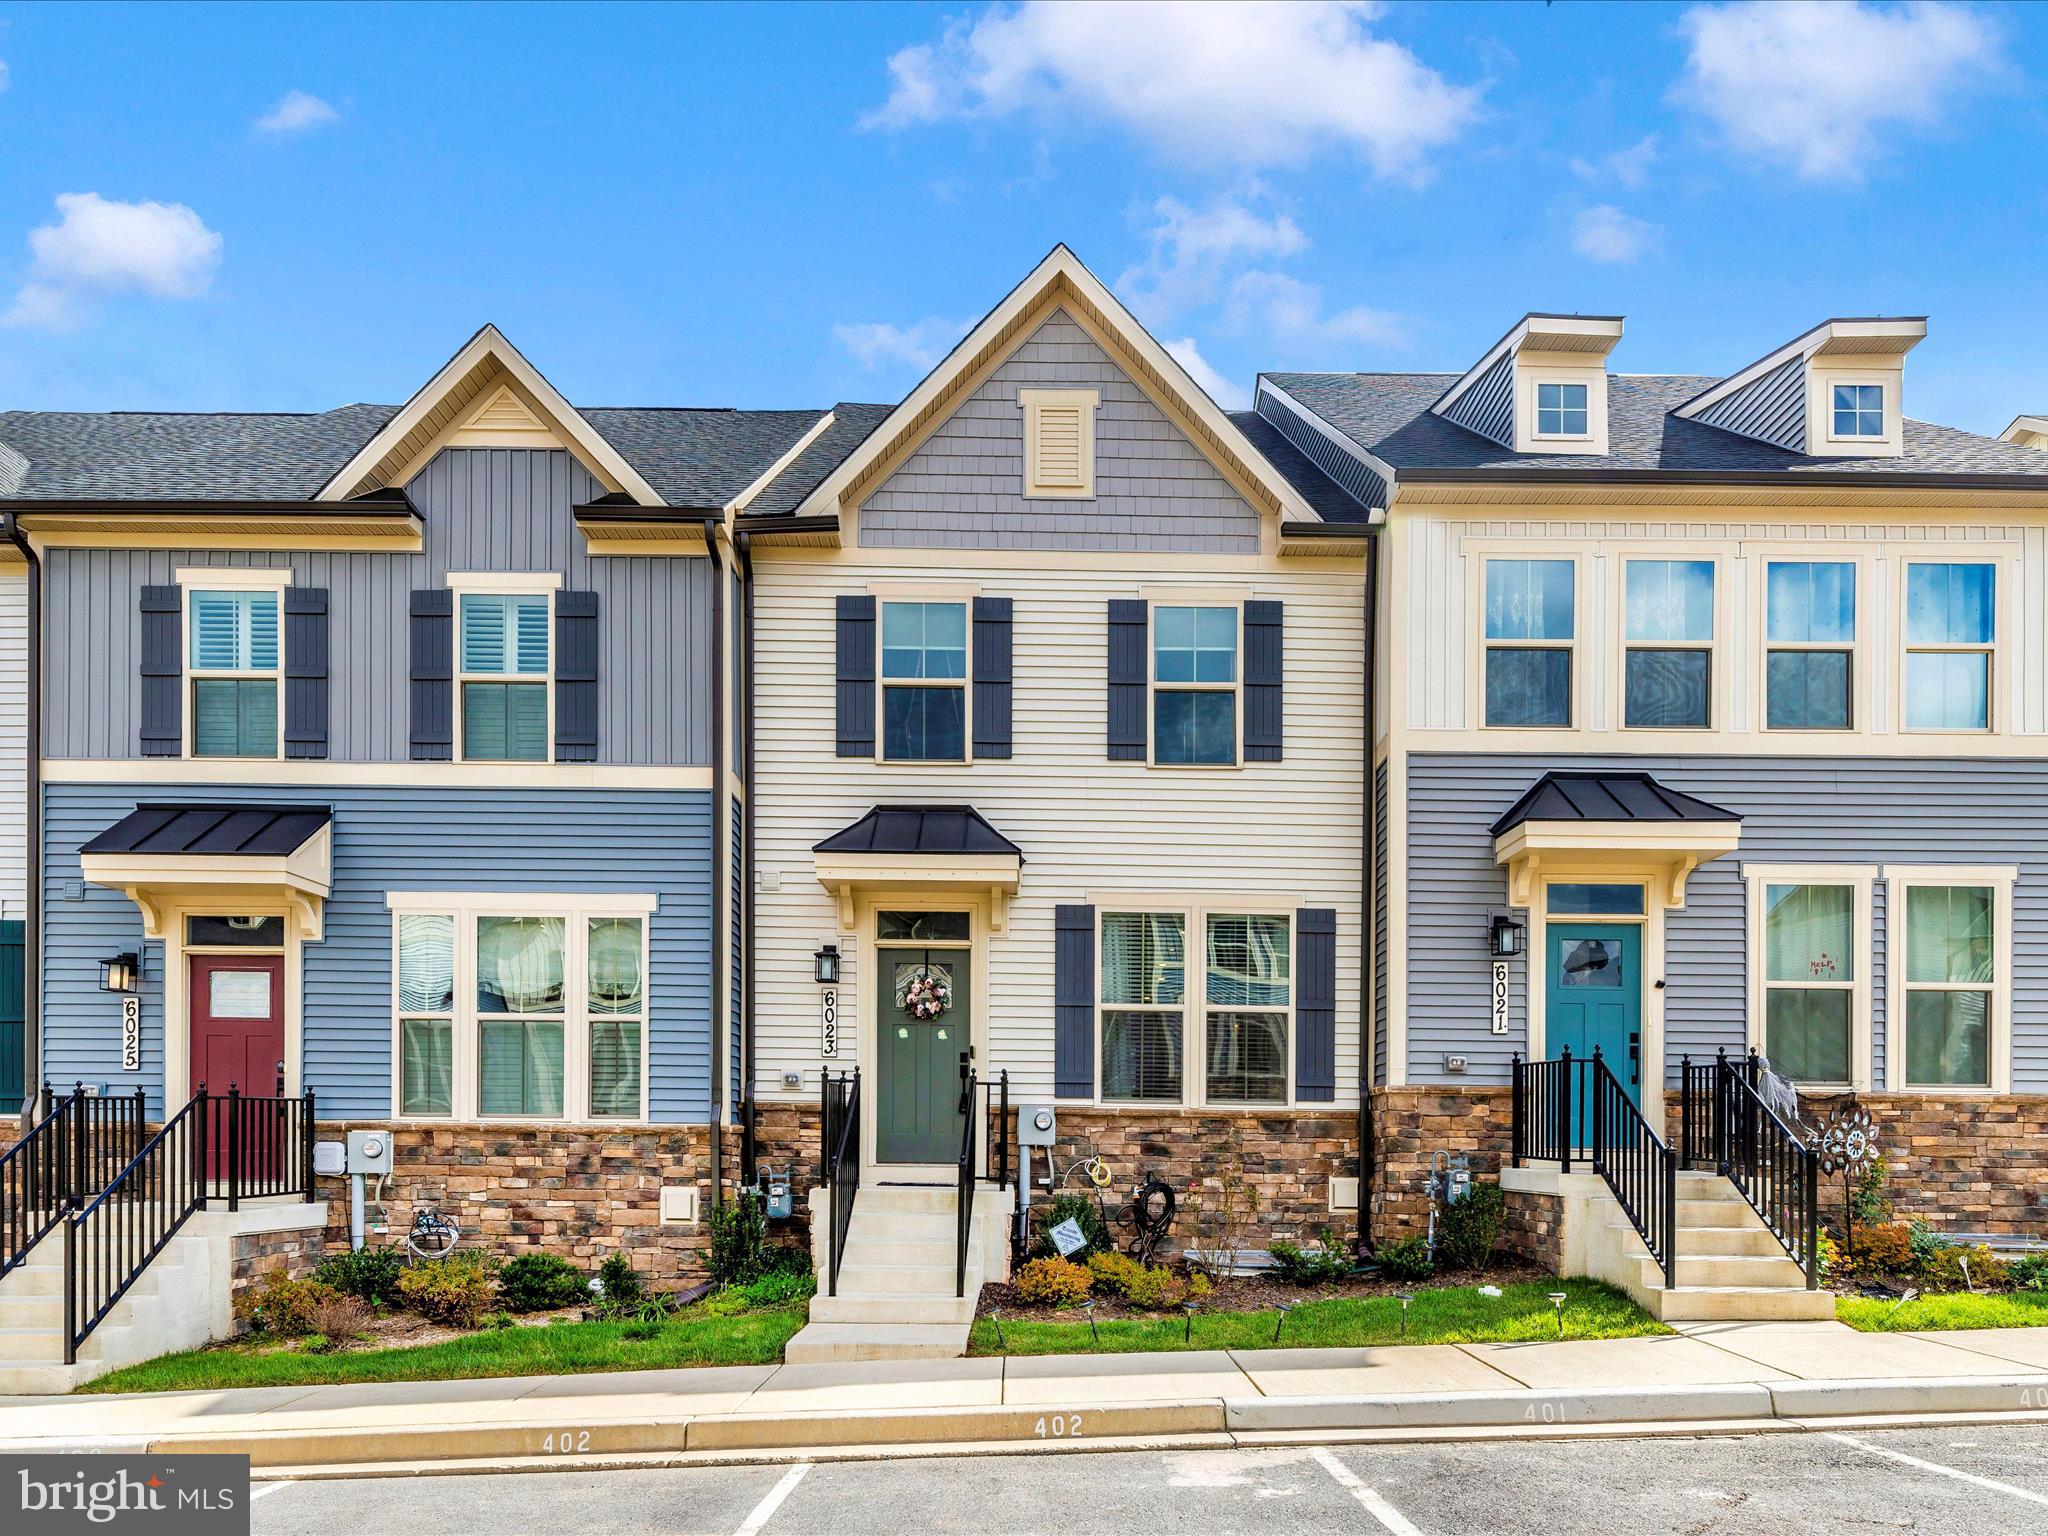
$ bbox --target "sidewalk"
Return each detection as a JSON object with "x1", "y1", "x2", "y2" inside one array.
[{"x1": 4, "y1": 1320, "x2": 2048, "y2": 1479}]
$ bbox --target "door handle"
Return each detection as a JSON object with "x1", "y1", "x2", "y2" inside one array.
[
  {"x1": 1628, "y1": 1032, "x2": 1640, "y2": 1087},
  {"x1": 276, "y1": 1060, "x2": 286, "y2": 1096}
]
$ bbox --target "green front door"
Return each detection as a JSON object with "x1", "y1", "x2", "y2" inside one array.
[
  {"x1": 1546, "y1": 922, "x2": 1643, "y2": 1104},
  {"x1": 876, "y1": 946, "x2": 969, "y2": 1164}
]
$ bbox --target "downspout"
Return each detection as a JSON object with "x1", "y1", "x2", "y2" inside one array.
[
  {"x1": 703, "y1": 516, "x2": 726, "y2": 1208},
  {"x1": 733, "y1": 530, "x2": 758, "y2": 1188},
  {"x1": 1358, "y1": 527, "x2": 1379, "y2": 1257},
  {"x1": 2, "y1": 516, "x2": 37, "y2": 1128}
]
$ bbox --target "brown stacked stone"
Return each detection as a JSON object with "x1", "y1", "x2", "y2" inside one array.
[
  {"x1": 229, "y1": 1224, "x2": 327, "y2": 1311},
  {"x1": 1500, "y1": 1187, "x2": 1565, "y2": 1271},
  {"x1": 1366, "y1": 1086, "x2": 1515, "y2": 1243}
]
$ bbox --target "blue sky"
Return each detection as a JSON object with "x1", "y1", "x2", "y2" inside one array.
[{"x1": 0, "y1": 1, "x2": 2041, "y2": 435}]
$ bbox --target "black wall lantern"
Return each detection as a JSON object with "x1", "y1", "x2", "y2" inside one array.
[
  {"x1": 1487, "y1": 916, "x2": 1525, "y2": 960},
  {"x1": 99, "y1": 952, "x2": 140, "y2": 994},
  {"x1": 813, "y1": 942, "x2": 841, "y2": 986}
]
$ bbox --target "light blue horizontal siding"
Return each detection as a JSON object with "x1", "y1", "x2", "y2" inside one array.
[
  {"x1": 42, "y1": 783, "x2": 713, "y2": 1121},
  {"x1": 1405, "y1": 754, "x2": 2048, "y2": 1091}
]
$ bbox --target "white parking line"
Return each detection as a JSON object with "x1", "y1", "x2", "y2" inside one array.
[
  {"x1": 1828, "y1": 1433, "x2": 2048, "y2": 1510},
  {"x1": 1312, "y1": 1446, "x2": 1427, "y2": 1536},
  {"x1": 733, "y1": 1462, "x2": 812, "y2": 1536},
  {"x1": 248, "y1": 1480, "x2": 296, "y2": 1502}
]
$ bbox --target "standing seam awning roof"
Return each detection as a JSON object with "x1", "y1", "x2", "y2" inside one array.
[
  {"x1": 81, "y1": 803, "x2": 333, "y2": 857},
  {"x1": 813, "y1": 806, "x2": 1023, "y2": 859},
  {"x1": 1489, "y1": 773, "x2": 1740, "y2": 837}
]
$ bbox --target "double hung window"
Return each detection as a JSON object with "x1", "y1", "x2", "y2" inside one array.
[
  {"x1": 1902, "y1": 885, "x2": 1995, "y2": 1088},
  {"x1": 1904, "y1": 563, "x2": 1994, "y2": 731},
  {"x1": 1483, "y1": 560, "x2": 1573, "y2": 728},
  {"x1": 189, "y1": 590, "x2": 281, "y2": 758},
  {"x1": 881, "y1": 601, "x2": 967, "y2": 761},
  {"x1": 1760, "y1": 884, "x2": 1855, "y2": 1085},
  {"x1": 1624, "y1": 559, "x2": 1715, "y2": 729},
  {"x1": 1765, "y1": 561, "x2": 1855, "y2": 730},
  {"x1": 460, "y1": 593, "x2": 551, "y2": 761},
  {"x1": 1099, "y1": 908, "x2": 1291, "y2": 1105},
  {"x1": 1153, "y1": 606, "x2": 1238, "y2": 765}
]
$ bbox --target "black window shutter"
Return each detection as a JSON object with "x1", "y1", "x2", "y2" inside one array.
[
  {"x1": 409, "y1": 589, "x2": 454, "y2": 761},
  {"x1": 138, "y1": 584, "x2": 182, "y2": 757},
  {"x1": 835, "y1": 595, "x2": 876, "y2": 758},
  {"x1": 972, "y1": 596, "x2": 1013, "y2": 759},
  {"x1": 283, "y1": 587, "x2": 330, "y2": 760},
  {"x1": 1106, "y1": 599, "x2": 1147, "y2": 761},
  {"x1": 1244, "y1": 599, "x2": 1284, "y2": 762},
  {"x1": 1296, "y1": 907, "x2": 1337, "y2": 1102},
  {"x1": 555, "y1": 589, "x2": 599, "y2": 763},
  {"x1": 1055, "y1": 904, "x2": 1097, "y2": 1099}
]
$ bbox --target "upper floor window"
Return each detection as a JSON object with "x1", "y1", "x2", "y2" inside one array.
[
  {"x1": 1624, "y1": 559, "x2": 1714, "y2": 729},
  {"x1": 1153, "y1": 605, "x2": 1237, "y2": 765},
  {"x1": 1536, "y1": 382, "x2": 1588, "y2": 438},
  {"x1": 1832, "y1": 383, "x2": 1885, "y2": 439},
  {"x1": 1765, "y1": 560, "x2": 1855, "y2": 730},
  {"x1": 1903, "y1": 562, "x2": 1993, "y2": 731},
  {"x1": 1483, "y1": 559, "x2": 1573, "y2": 728},
  {"x1": 460, "y1": 593, "x2": 551, "y2": 761},
  {"x1": 881, "y1": 600, "x2": 966, "y2": 761},
  {"x1": 189, "y1": 589, "x2": 280, "y2": 758}
]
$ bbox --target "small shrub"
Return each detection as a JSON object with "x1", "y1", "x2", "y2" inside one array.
[
  {"x1": 304, "y1": 1288, "x2": 370, "y2": 1346},
  {"x1": 1374, "y1": 1234, "x2": 1434, "y2": 1282},
  {"x1": 1850, "y1": 1155, "x2": 1893, "y2": 1227},
  {"x1": 498, "y1": 1253, "x2": 588, "y2": 1313},
  {"x1": 1908, "y1": 1219, "x2": 1955, "y2": 1269},
  {"x1": 395, "y1": 1251, "x2": 500, "y2": 1328},
  {"x1": 762, "y1": 1243, "x2": 811, "y2": 1277},
  {"x1": 1085, "y1": 1250, "x2": 1145, "y2": 1297},
  {"x1": 478, "y1": 1310, "x2": 518, "y2": 1331},
  {"x1": 1843, "y1": 1221, "x2": 1914, "y2": 1276},
  {"x1": 236, "y1": 1269, "x2": 338, "y2": 1337},
  {"x1": 1031, "y1": 1195, "x2": 1110, "y2": 1259},
  {"x1": 708, "y1": 1194, "x2": 770, "y2": 1286},
  {"x1": 1122, "y1": 1265, "x2": 1189, "y2": 1310},
  {"x1": 312, "y1": 1246, "x2": 404, "y2": 1306},
  {"x1": 1188, "y1": 1270, "x2": 1212, "y2": 1299},
  {"x1": 1436, "y1": 1182, "x2": 1507, "y2": 1273},
  {"x1": 596, "y1": 1252, "x2": 647, "y2": 1308},
  {"x1": 1813, "y1": 1228, "x2": 1840, "y2": 1282},
  {"x1": 731, "y1": 1268, "x2": 816, "y2": 1309},
  {"x1": 1920, "y1": 1243, "x2": 2008, "y2": 1292},
  {"x1": 2009, "y1": 1252, "x2": 2048, "y2": 1293},
  {"x1": 1015, "y1": 1257, "x2": 1093, "y2": 1305},
  {"x1": 1268, "y1": 1227, "x2": 1352, "y2": 1286}
]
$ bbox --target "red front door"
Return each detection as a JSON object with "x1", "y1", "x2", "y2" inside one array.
[{"x1": 189, "y1": 955, "x2": 285, "y2": 1099}]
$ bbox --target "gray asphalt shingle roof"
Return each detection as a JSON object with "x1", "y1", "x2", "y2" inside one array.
[
  {"x1": 1225, "y1": 409, "x2": 1374, "y2": 523},
  {"x1": 743, "y1": 402, "x2": 895, "y2": 517},
  {"x1": 1265, "y1": 372, "x2": 2048, "y2": 479},
  {"x1": 581, "y1": 407, "x2": 828, "y2": 508}
]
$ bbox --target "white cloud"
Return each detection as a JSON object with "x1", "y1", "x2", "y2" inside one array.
[
  {"x1": 1226, "y1": 270, "x2": 1407, "y2": 349},
  {"x1": 1571, "y1": 204, "x2": 1662, "y2": 265},
  {"x1": 1674, "y1": 1, "x2": 2001, "y2": 182},
  {"x1": 4, "y1": 192, "x2": 223, "y2": 331},
  {"x1": 864, "y1": 1, "x2": 1481, "y2": 179},
  {"x1": 832, "y1": 316, "x2": 970, "y2": 374},
  {"x1": 1571, "y1": 134, "x2": 1657, "y2": 189},
  {"x1": 1117, "y1": 191, "x2": 1307, "y2": 325},
  {"x1": 1163, "y1": 336, "x2": 1248, "y2": 409},
  {"x1": 0, "y1": 58, "x2": 11, "y2": 94},
  {"x1": 254, "y1": 89, "x2": 339, "y2": 135}
]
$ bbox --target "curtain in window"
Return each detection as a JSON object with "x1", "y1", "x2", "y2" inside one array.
[
  {"x1": 477, "y1": 917, "x2": 566, "y2": 1014},
  {"x1": 589, "y1": 1020, "x2": 642, "y2": 1117},
  {"x1": 1906, "y1": 564, "x2": 1994, "y2": 645},
  {"x1": 1762, "y1": 885, "x2": 1853, "y2": 1082},
  {"x1": 1484, "y1": 560, "x2": 1573, "y2": 640},
  {"x1": 1904, "y1": 886, "x2": 1993, "y2": 1087},
  {"x1": 479, "y1": 1021, "x2": 566, "y2": 1116}
]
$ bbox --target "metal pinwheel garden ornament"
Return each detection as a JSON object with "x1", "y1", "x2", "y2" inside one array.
[{"x1": 1811, "y1": 1100, "x2": 1881, "y2": 1255}]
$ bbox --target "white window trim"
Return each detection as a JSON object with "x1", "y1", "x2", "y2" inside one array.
[
  {"x1": 1619, "y1": 554, "x2": 1720, "y2": 733},
  {"x1": 1759, "y1": 557, "x2": 1860, "y2": 734},
  {"x1": 1144, "y1": 593, "x2": 1245, "y2": 769},
  {"x1": 873, "y1": 591, "x2": 974, "y2": 766},
  {"x1": 1532, "y1": 380, "x2": 1591, "y2": 442},
  {"x1": 1741, "y1": 865, "x2": 1875, "y2": 1092},
  {"x1": 1827, "y1": 378, "x2": 1889, "y2": 443},
  {"x1": 181, "y1": 583, "x2": 285, "y2": 762},
  {"x1": 1476, "y1": 554, "x2": 1579, "y2": 732},
  {"x1": 1882, "y1": 865, "x2": 2015, "y2": 1095},
  {"x1": 1018, "y1": 387, "x2": 1099, "y2": 500},
  {"x1": 385, "y1": 891, "x2": 657, "y2": 1124},
  {"x1": 1091, "y1": 898, "x2": 1297, "y2": 1109},
  {"x1": 1513, "y1": 362, "x2": 1609, "y2": 455},
  {"x1": 1897, "y1": 558, "x2": 1998, "y2": 735},
  {"x1": 454, "y1": 584, "x2": 556, "y2": 764}
]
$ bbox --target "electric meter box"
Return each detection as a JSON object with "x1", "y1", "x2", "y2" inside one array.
[
  {"x1": 1017, "y1": 1103, "x2": 1058, "y2": 1147},
  {"x1": 347, "y1": 1128, "x2": 394, "y2": 1175}
]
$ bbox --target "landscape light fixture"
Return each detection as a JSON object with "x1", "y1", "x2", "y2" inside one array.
[
  {"x1": 1548, "y1": 1291, "x2": 1568, "y2": 1337},
  {"x1": 1396, "y1": 1292, "x2": 1413, "y2": 1337}
]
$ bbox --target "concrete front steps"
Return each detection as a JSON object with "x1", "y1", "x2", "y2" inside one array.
[
  {"x1": 1606, "y1": 1171, "x2": 1835, "y2": 1323},
  {"x1": 787, "y1": 1183, "x2": 1012, "y2": 1364}
]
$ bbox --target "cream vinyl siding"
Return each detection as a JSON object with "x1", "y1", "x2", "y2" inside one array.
[
  {"x1": 751, "y1": 550, "x2": 1365, "y2": 1104},
  {"x1": 0, "y1": 568, "x2": 23, "y2": 920}
]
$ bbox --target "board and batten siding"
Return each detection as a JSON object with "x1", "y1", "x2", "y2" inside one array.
[
  {"x1": 44, "y1": 448, "x2": 714, "y2": 764},
  {"x1": 750, "y1": 551, "x2": 1365, "y2": 1104},
  {"x1": 41, "y1": 783, "x2": 713, "y2": 1120},
  {"x1": 1397, "y1": 510, "x2": 2048, "y2": 738},
  {"x1": 0, "y1": 568, "x2": 25, "y2": 922},
  {"x1": 858, "y1": 308, "x2": 1261, "y2": 554},
  {"x1": 1402, "y1": 753, "x2": 2048, "y2": 1090}
]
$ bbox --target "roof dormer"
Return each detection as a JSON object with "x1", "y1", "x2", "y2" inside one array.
[
  {"x1": 2000, "y1": 415, "x2": 2048, "y2": 452},
  {"x1": 1675, "y1": 317, "x2": 1926, "y2": 459},
  {"x1": 1431, "y1": 313, "x2": 1625, "y2": 456}
]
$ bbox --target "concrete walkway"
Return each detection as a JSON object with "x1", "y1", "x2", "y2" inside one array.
[{"x1": 4, "y1": 1321, "x2": 2047, "y2": 1477}]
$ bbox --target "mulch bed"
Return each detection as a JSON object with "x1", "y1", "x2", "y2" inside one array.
[{"x1": 977, "y1": 1259, "x2": 1551, "y2": 1322}]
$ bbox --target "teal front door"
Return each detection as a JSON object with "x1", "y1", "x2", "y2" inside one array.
[
  {"x1": 876, "y1": 947, "x2": 969, "y2": 1164},
  {"x1": 1546, "y1": 923, "x2": 1643, "y2": 1103}
]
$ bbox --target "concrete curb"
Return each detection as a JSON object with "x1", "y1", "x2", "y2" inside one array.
[
  {"x1": 1768, "y1": 1374, "x2": 2048, "y2": 1419},
  {"x1": 1224, "y1": 1384, "x2": 1775, "y2": 1431}
]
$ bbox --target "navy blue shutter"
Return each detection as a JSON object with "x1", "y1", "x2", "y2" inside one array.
[
  {"x1": 283, "y1": 587, "x2": 329, "y2": 760},
  {"x1": 835, "y1": 595, "x2": 875, "y2": 758},
  {"x1": 1055, "y1": 904, "x2": 1096, "y2": 1099},
  {"x1": 1106, "y1": 599, "x2": 1147, "y2": 761},
  {"x1": 554, "y1": 590, "x2": 599, "y2": 763},
  {"x1": 1295, "y1": 907, "x2": 1337, "y2": 1102},
  {"x1": 972, "y1": 596, "x2": 1013, "y2": 759},
  {"x1": 409, "y1": 590, "x2": 454, "y2": 761},
  {"x1": 1243, "y1": 600, "x2": 1283, "y2": 762},
  {"x1": 139, "y1": 585, "x2": 182, "y2": 757}
]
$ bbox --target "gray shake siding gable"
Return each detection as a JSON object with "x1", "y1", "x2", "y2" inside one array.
[
  {"x1": 44, "y1": 448, "x2": 714, "y2": 764},
  {"x1": 858, "y1": 308, "x2": 1261, "y2": 553},
  {"x1": 1404, "y1": 753, "x2": 2044, "y2": 1090}
]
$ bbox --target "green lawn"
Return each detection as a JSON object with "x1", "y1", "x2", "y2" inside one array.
[
  {"x1": 969, "y1": 1279, "x2": 1663, "y2": 1357},
  {"x1": 83, "y1": 1305, "x2": 806, "y2": 1395},
  {"x1": 1836, "y1": 1290, "x2": 2048, "y2": 1333}
]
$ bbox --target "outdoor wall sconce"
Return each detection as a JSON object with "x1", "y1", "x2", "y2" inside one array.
[
  {"x1": 813, "y1": 942, "x2": 841, "y2": 985},
  {"x1": 99, "y1": 953, "x2": 140, "y2": 994},
  {"x1": 1487, "y1": 915, "x2": 1525, "y2": 959}
]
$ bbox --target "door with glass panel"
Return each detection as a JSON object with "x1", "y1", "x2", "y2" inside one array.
[
  {"x1": 1546, "y1": 901, "x2": 1642, "y2": 1106},
  {"x1": 875, "y1": 911, "x2": 970, "y2": 1165}
]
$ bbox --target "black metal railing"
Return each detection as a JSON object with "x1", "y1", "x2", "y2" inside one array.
[
  {"x1": 2, "y1": 1086, "x2": 148, "y2": 1282},
  {"x1": 196, "y1": 1086, "x2": 317, "y2": 1209},
  {"x1": 1511, "y1": 1047, "x2": 1595, "y2": 1170},
  {"x1": 1714, "y1": 1051, "x2": 1820, "y2": 1288},
  {"x1": 1677, "y1": 1053, "x2": 1727, "y2": 1170},
  {"x1": 65, "y1": 1096, "x2": 204, "y2": 1362},
  {"x1": 821, "y1": 1069, "x2": 860, "y2": 1298},
  {"x1": 1588, "y1": 1048, "x2": 1677, "y2": 1287},
  {"x1": 956, "y1": 1064, "x2": 979, "y2": 1298}
]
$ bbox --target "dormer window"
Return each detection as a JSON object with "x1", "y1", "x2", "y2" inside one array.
[
  {"x1": 1833, "y1": 384, "x2": 1885, "y2": 440},
  {"x1": 1536, "y1": 383, "x2": 1588, "y2": 438}
]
